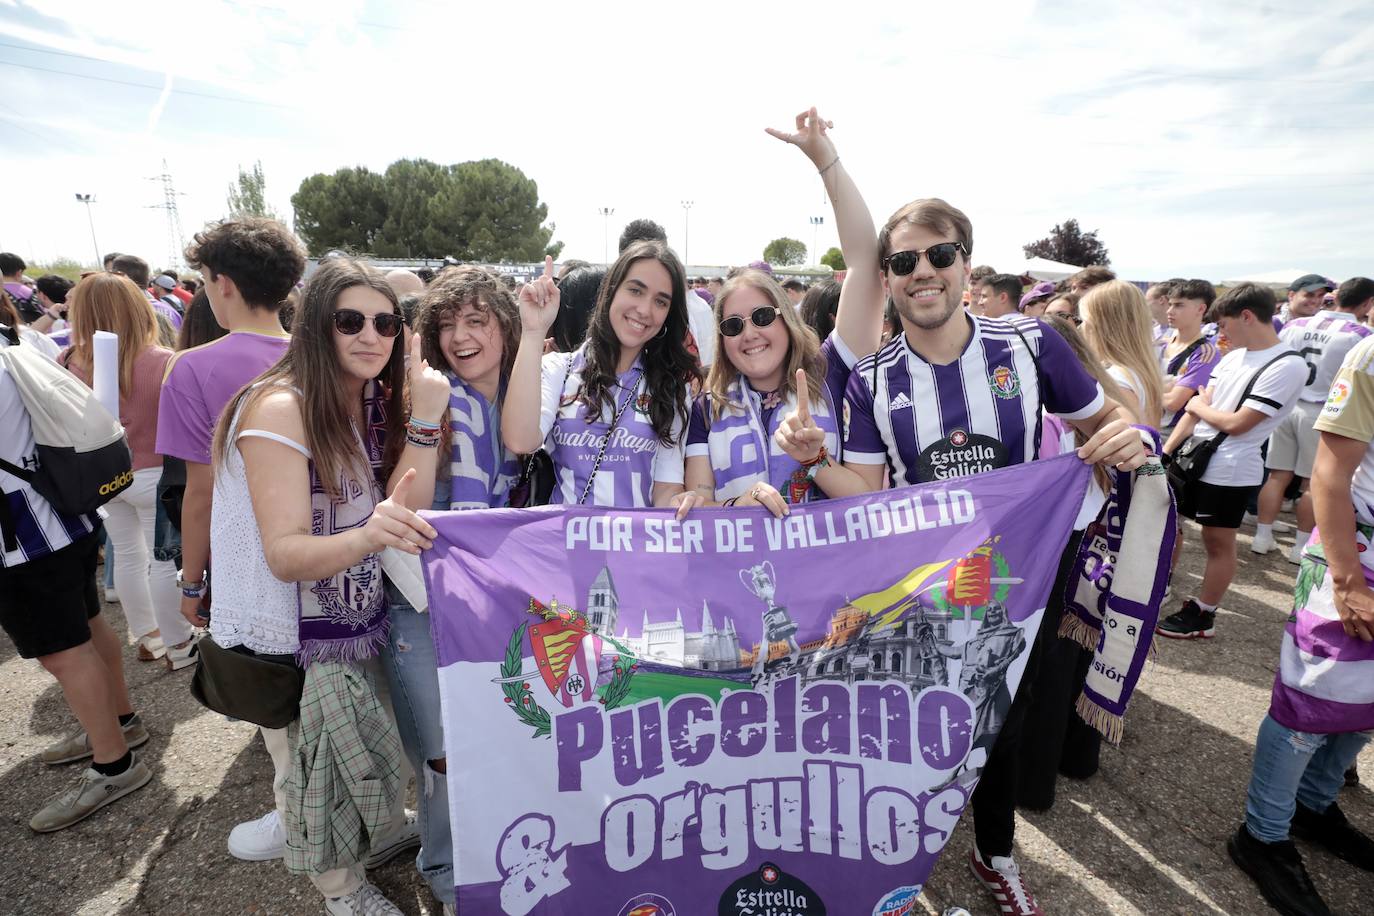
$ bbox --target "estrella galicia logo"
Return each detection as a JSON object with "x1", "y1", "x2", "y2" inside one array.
[
  {"x1": 988, "y1": 364, "x2": 1020, "y2": 399},
  {"x1": 618, "y1": 892, "x2": 677, "y2": 916},
  {"x1": 718, "y1": 861, "x2": 826, "y2": 915},
  {"x1": 915, "y1": 430, "x2": 1008, "y2": 482},
  {"x1": 872, "y1": 884, "x2": 922, "y2": 916}
]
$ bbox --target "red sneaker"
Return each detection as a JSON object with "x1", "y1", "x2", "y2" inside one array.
[{"x1": 969, "y1": 849, "x2": 1044, "y2": 916}]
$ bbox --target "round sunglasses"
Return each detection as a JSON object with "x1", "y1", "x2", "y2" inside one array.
[
  {"x1": 880, "y1": 241, "x2": 967, "y2": 276},
  {"x1": 332, "y1": 308, "x2": 404, "y2": 338},
  {"x1": 719, "y1": 306, "x2": 782, "y2": 337}
]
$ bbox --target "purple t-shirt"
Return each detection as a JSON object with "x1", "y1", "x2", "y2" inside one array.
[
  {"x1": 146, "y1": 292, "x2": 183, "y2": 331},
  {"x1": 1161, "y1": 334, "x2": 1221, "y2": 427},
  {"x1": 156, "y1": 331, "x2": 291, "y2": 464},
  {"x1": 685, "y1": 334, "x2": 855, "y2": 501},
  {"x1": 844, "y1": 314, "x2": 1104, "y2": 486}
]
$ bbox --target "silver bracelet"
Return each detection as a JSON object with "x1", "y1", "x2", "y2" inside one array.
[{"x1": 818, "y1": 155, "x2": 840, "y2": 176}]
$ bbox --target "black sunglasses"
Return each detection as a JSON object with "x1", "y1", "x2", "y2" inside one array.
[
  {"x1": 719, "y1": 306, "x2": 782, "y2": 337},
  {"x1": 881, "y1": 242, "x2": 967, "y2": 276},
  {"x1": 332, "y1": 308, "x2": 404, "y2": 338}
]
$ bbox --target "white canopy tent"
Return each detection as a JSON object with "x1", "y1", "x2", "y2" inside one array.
[{"x1": 980, "y1": 254, "x2": 1086, "y2": 281}]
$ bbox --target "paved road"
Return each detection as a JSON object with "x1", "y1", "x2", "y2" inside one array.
[{"x1": 1, "y1": 515, "x2": 1372, "y2": 915}]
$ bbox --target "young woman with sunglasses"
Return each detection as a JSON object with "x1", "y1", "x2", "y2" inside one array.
[
  {"x1": 208, "y1": 258, "x2": 430, "y2": 915},
  {"x1": 377, "y1": 267, "x2": 522, "y2": 914},
  {"x1": 666, "y1": 107, "x2": 889, "y2": 513},
  {"x1": 503, "y1": 243, "x2": 700, "y2": 508}
]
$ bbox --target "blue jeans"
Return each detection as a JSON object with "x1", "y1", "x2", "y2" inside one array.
[
  {"x1": 1244, "y1": 714, "x2": 1372, "y2": 842},
  {"x1": 380, "y1": 592, "x2": 453, "y2": 904}
]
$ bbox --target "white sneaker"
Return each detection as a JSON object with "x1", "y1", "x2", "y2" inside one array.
[
  {"x1": 104, "y1": 587, "x2": 120, "y2": 604},
  {"x1": 364, "y1": 812, "x2": 421, "y2": 869},
  {"x1": 1288, "y1": 543, "x2": 1304, "y2": 566},
  {"x1": 136, "y1": 634, "x2": 166, "y2": 661},
  {"x1": 227, "y1": 809, "x2": 285, "y2": 861},
  {"x1": 324, "y1": 882, "x2": 403, "y2": 915},
  {"x1": 1251, "y1": 530, "x2": 1276, "y2": 555}
]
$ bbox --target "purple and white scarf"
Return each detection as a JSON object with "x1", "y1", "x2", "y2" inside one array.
[
  {"x1": 699, "y1": 379, "x2": 840, "y2": 502},
  {"x1": 297, "y1": 381, "x2": 390, "y2": 664},
  {"x1": 446, "y1": 376, "x2": 518, "y2": 510},
  {"x1": 1061, "y1": 431, "x2": 1177, "y2": 744}
]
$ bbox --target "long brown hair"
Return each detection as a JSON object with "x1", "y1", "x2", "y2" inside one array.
[
  {"x1": 1044, "y1": 314, "x2": 1126, "y2": 493},
  {"x1": 65, "y1": 273, "x2": 160, "y2": 392},
  {"x1": 706, "y1": 269, "x2": 828, "y2": 421},
  {"x1": 212, "y1": 259, "x2": 406, "y2": 502},
  {"x1": 580, "y1": 240, "x2": 700, "y2": 444}
]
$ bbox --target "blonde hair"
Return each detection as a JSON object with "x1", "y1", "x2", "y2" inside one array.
[
  {"x1": 1079, "y1": 280, "x2": 1165, "y2": 425},
  {"x1": 706, "y1": 270, "x2": 828, "y2": 421},
  {"x1": 66, "y1": 273, "x2": 160, "y2": 392}
]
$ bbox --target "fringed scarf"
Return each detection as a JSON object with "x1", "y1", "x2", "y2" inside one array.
[
  {"x1": 297, "y1": 381, "x2": 390, "y2": 665},
  {"x1": 1061, "y1": 432, "x2": 1177, "y2": 745}
]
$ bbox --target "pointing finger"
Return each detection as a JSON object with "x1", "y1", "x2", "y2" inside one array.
[
  {"x1": 542, "y1": 255, "x2": 554, "y2": 280},
  {"x1": 795, "y1": 369, "x2": 812, "y2": 425}
]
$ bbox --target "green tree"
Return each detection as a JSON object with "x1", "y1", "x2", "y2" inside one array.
[
  {"x1": 763, "y1": 237, "x2": 807, "y2": 266},
  {"x1": 290, "y1": 167, "x2": 387, "y2": 254},
  {"x1": 374, "y1": 159, "x2": 450, "y2": 258},
  {"x1": 227, "y1": 161, "x2": 278, "y2": 220},
  {"x1": 820, "y1": 246, "x2": 846, "y2": 271},
  {"x1": 1022, "y1": 219, "x2": 1110, "y2": 268},
  {"x1": 432, "y1": 158, "x2": 558, "y2": 261},
  {"x1": 27, "y1": 257, "x2": 87, "y2": 281}
]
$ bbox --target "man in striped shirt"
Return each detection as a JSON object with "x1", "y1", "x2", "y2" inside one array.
[
  {"x1": 782, "y1": 196, "x2": 1147, "y2": 916},
  {"x1": 0, "y1": 328, "x2": 151, "y2": 832},
  {"x1": 1229, "y1": 332, "x2": 1374, "y2": 916},
  {"x1": 1254, "y1": 278, "x2": 1374, "y2": 562}
]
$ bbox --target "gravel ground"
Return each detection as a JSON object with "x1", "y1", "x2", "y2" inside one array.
[{"x1": 1, "y1": 515, "x2": 1372, "y2": 915}]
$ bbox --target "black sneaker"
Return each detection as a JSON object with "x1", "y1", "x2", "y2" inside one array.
[
  {"x1": 1227, "y1": 824, "x2": 1330, "y2": 916},
  {"x1": 1291, "y1": 801, "x2": 1374, "y2": 871},
  {"x1": 1156, "y1": 599, "x2": 1216, "y2": 639}
]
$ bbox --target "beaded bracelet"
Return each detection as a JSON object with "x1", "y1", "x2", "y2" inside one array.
[{"x1": 407, "y1": 416, "x2": 442, "y2": 433}]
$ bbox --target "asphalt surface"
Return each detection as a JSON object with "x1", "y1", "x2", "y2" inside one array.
[{"x1": 2, "y1": 513, "x2": 1372, "y2": 916}]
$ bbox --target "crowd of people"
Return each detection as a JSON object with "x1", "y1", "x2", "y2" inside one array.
[{"x1": 1, "y1": 107, "x2": 1371, "y2": 916}]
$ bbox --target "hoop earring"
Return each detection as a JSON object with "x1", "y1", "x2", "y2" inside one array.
[{"x1": 656, "y1": 322, "x2": 669, "y2": 340}]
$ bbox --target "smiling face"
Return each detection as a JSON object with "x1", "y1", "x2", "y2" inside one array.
[
  {"x1": 719, "y1": 284, "x2": 790, "y2": 391},
  {"x1": 881, "y1": 222, "x2": 970, "y2": 332},
  {"x1": 1288, "y1": 286, "x2": 1326, "y2": 319},
  {"x1": 607, "y1": 258, "x2": 673, "y2": 361},
  {"x1": 333, "y1": 285, "x2": 400, "y2": 386},
  {"x1": 438, "y1": 300, "x2": 503, "y2": 394}
]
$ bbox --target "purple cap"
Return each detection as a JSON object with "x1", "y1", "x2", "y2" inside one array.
[
  {"x1": 747, "y1": 260, "x2": 774, "y2": 276},
  {"x1": 1018, "y1": 280, "x2": 1056, "y2": 311},
  {"x1": 695, "y1": 289, "x2": 714, "y2": 305}
]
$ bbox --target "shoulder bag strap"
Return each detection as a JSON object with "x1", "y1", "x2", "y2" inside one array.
[
  {"x1": 1010, "y1": 323, "x2": 1046, "y2": 458},
  {"x1": 1204, "y1": 350, "x2": 1304, "y2": 451}
]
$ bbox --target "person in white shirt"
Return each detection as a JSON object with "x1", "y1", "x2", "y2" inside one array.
[
  {"x1": 1159, "y1": 283, "x2": 1307, "y2": 639},
  {"x1": 977, "y1": 273, "x2": 1022, "y2": 319},
  {"x1": 1253, "y1": 277, "x2": 1374, "y2": 562}
]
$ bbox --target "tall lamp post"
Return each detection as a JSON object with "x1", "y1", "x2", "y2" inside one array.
[
  {"x1": 809, "y1": 215, "x2": 824, "y2": 266},
  {"x1": 681, "y1": 200, "x2": 694, "y2": 268},
  {"x1": 75, "y1": 193, "x2": 100, "y2": 266},
  {"x1": 598, "y1": 207, "x2": 615, "y2": 265}
]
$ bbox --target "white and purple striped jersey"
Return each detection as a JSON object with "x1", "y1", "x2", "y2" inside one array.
[
  {"x1": 1, "y1": 336, "x2": 99, "y2": 567},
  {"x1": 843, "y1": 314, "x2": 1104, "y2": 486},
  {"x1": 1282, "y1": 310, "x2": 1374, "y2": 403}
]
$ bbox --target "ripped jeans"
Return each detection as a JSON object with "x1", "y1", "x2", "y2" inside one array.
[
  {"x1": 1244, "y1": 713, "x2": 1372, "y2": 843},
  {"x1": 380, "y1": 585, "x2": 454, "y2": 904}
]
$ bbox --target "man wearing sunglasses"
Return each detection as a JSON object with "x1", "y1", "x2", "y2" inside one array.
[{"x1": 780, "y1": 192, "x2": 1147, "y2": 916}]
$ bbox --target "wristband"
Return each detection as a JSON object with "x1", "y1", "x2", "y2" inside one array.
[
  {"x1": 406, "y1": 432, "x2": 441, "y2": 449},
  {"x1": 800, "y1": 445, "x2": 830, "y2": 469},
  {"x1": 176, "y1": 571, "x2": 207, "y2": 598}
]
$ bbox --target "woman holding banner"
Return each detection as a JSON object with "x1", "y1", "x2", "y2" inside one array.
[
  {"x1": 503, "y1": 241, "x2": 700, "y2": 508},
  {"x1": 381, "y1": 266, "x2": 524, "y2": 914},
  {"x1": 207, "y1": 258, "x2": 431, "y2": 916},
  {"x1": 675, "y1": 110, "x2": 884, "y2": 516}
]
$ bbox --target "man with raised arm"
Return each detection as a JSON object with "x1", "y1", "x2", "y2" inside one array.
[{"x1": 769, "y1": 108, "x2": 1146, "y2": 916}]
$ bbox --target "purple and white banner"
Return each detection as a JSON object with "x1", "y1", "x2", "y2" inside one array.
[{"x1": 421, "y1": 454, "x2": 1091, "y2": 915}]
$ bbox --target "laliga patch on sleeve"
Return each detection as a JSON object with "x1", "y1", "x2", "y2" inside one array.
[{"x1": 1324, "y1": 377, "x2": 1352, "y2": 418}]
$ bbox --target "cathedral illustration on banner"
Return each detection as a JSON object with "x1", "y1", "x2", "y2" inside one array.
[{"x1": 581, "y1": 564, "x2": 965, "y2": 691}]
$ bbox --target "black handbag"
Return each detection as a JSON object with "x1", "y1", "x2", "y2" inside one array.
[
  {"x1": 1164, "y1": 350, "x2": 1303, "y2": 516},
  {"x1": 190, "y1": 636, "x2": 305, "y2": 729},
  {"x1": 507, "y1": 450, "x2": 556, "y2": 508}
]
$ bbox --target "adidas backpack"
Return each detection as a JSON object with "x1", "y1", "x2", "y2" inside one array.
[{"x1": 0, "y1": 337, "x2": 133, "y2": 514}]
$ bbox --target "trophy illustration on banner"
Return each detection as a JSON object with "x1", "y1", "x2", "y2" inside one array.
[{"x1": 740, "y1": 561, "x2": 800, "y2": 685}]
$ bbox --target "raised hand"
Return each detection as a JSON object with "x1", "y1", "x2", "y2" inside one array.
[
  {"x1": 774, "y1": 369, "x2": 826, "y2": 463},
  {"x1": 518, "y1": 255, "x2": 561, "y2": 337},
  {"x1": 764, "y1": 106, "x2": 837, "y2": 170},
  {"x1": 408, "y1": 332, "x2": 452, "y2": 424},
  {"x1": 359, "y1": 468, "x2": 438, "y2": 555}
]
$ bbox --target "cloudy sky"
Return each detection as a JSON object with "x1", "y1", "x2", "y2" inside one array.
[{"x1": 2, "y1": 0, "x2": 1372, "y2": 282}]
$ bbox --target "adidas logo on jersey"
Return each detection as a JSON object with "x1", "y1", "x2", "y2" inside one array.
[{"x1": 888, "y1": 392, "x2": 913, "y2": 411}]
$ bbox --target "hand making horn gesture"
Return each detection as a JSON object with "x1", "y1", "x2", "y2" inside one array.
[
  {"x1": 764, "y1": 106, "x2": 838, "y2": 171},
  {"x1": 407, "y1": 332, "x2": 452, "y2": 425},
  {"x1": 774, "y1": 369, "x2": 826, "y2": 464},
  {"x1": 518, "y1": 255, "x2": 561, "y2": 338}
]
